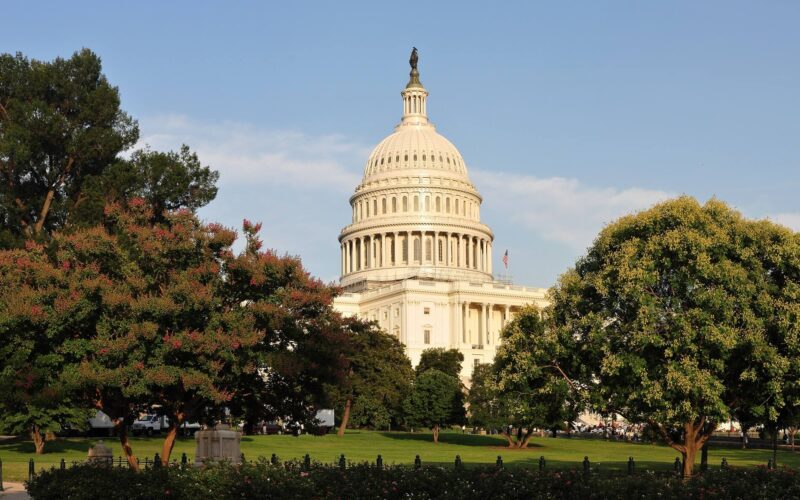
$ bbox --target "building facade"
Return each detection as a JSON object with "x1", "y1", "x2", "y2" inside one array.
[{"x1": 333, "y1": 53, "x2": 547, "y2": 379}]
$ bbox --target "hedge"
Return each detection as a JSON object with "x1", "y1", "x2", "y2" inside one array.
[{"x1": 26, "y1": 459, "x2": 800, "y2": 499}]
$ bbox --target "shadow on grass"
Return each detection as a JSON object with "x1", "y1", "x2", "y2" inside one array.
[{"x1": 377, "y1": 431, "x2": 537, "y2": 448}]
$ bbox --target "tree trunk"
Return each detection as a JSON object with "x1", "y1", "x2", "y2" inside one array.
[
  {"x1": 518, "y1": 429, "x2": 535, "y2": 449},
  {"x1": 682, "y1": 444, "x2": 697, "y2": 478},
  {"x1": 791, "y1": 428, "x2": 796, "y2": 452},
  {"x1": 161, "y1": 411, "x2": 185, "y2": 465},
  {"x1": 337, "y1": 398, "x2": 352, "y2": 437},
  {"x1": 773, "y1": 429, "x2": 778, "y2": 468},
  {"x1": 500, "y1": 431, "x2": 516, "y2": 448},
  {"x1": 34, "y1": 158, "x2": 73, "y2": 234},
  {"x1": 741, "y1": 425, "x2": 749, "y2": 449},
  {"x1": 30, "y1": 425, "x2": 45, "y2": 454},
  {"x1": 432, "y1": 424, "x2": 440, "y2": 444},
  {"x1": 117, "y1": 420, "x2": 139, "y2": 471},
  {"x1": 700, "y1": 443, "x2": 708, "y2": 471}
]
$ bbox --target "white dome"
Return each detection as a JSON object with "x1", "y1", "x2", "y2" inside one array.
[{"x1": 338, "y1": 55, "x2": 494, "y2": 290}]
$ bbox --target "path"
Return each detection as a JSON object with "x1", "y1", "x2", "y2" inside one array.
[{"x1": 0, "y1": 483, "x2": 30, "y2": 500}]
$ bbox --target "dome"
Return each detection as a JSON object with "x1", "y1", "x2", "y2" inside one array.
[{"x1": 338, "y1": 50, "x2": 494, "y2": 291}]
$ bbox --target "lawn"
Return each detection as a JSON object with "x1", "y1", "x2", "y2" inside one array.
[{"x1": 2, "y1": 430, "x2": 798, "y2": 483}]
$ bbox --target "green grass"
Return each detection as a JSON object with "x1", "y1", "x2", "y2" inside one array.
[{"x1": 2, "y1": 430, "x2": 798, "y2": 483}]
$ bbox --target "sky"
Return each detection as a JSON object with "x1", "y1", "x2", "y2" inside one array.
[{"x1": 4, "y1": 1, "x2": 799, "y2": 286}]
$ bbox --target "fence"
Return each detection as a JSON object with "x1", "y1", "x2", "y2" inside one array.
[{"x1": 2, "y1": 451, "x2": 781, "y2": 487}]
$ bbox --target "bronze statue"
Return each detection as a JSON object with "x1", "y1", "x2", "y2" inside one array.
[{"x1": 409, "y1": 47, "x2": 418, "y2": 70}]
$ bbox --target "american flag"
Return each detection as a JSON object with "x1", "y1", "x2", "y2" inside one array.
[{"x1": 503, "y1": 249, "x2": 509, "y2": 269}]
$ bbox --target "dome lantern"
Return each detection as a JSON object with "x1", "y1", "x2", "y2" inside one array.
[{"x1": 401, "y1": 47, "x2": 429, "y2": 125}]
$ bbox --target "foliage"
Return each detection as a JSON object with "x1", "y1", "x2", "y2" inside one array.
[
  {"x1": 0, "y1": 204, "x2": 347, "y2": 466},
  {"x1": 27, "y1": 460, "x2": 800, "y2": 500},
  {"x1": 491, "y1": 305, "x2": 580, "y2": 447},
  {"x1": 0, "y1": 49, "x2": 139, "y2": 245},
  {"x1": 326, "y1": 321, "x2": 413, "y2": 431},
  {"x1": 403, "y1": 369, "x2": 464, "y2": 442},
  {"x1": 466, "y1": 363, "x2": 507, "y2": 430},
  {"x1": 549, "y1": 196, "x2": 798, "y2": 476},
  {"x1": 416, "y1": 347, "x2": 464, "y2": 379},
  {"x1": 71, "y1": 145, "x2": 218, "y2": 226}
]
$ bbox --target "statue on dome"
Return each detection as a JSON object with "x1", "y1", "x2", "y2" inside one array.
[{"x1": 409, "y1": 47, "x2": 418, "y2": 70}]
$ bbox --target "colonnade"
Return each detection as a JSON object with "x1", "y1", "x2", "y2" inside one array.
[
  {"x1": 341, "y1": 231, "x2": 492, "y2": 276},
  {"x1": 453, "y1": 302, "x2": 513, "y2": 348}
]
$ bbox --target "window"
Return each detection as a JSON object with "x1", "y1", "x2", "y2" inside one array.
[
  {"x1": 424, "y1": 330, "x2": 431, "y2": 344},
  {"x1": 383, "y1": 311, "x2": 388, "y2": 320},
  {"x1": 425, "y1": 196, "x2": 430, "y2": 212},
  {"x1": 422, "y1": 154, "x2": 426, "y2": 161},
  {"x1": 402, "y1": 237, "x2": 408, "y2": 262},
  {"x1": 394, "y1": 308, "x2": 400, "y2": 318},
  {"x1": 392, "y1": 197, "x2": 397, "y2": 213},
  {"x1": 403, "y1": 196, "x2": 408, "y2": 212},
  {"x1": 413, "y1": 154, "x2": 417, "y2": 161},
  {"x1": 373, "y1": 199, "x2": 377, "y2": 215},
  {"x1": 436, "y1": 197, "x2": 441, "y2": 212},
  {"x1": 425, "y1": 238, "x2": 432, "y2": 261},
  {"x1": 446, "y1": 198, "x2": 450, "y2": 213},
  {"x1": 474, "y1": 358, "x2": 480, "y2": 368},
  {"x1": 380, "y1": 157, "x2": 384, "y2": 165},
  {"x1": 413, "y1": 237, "x2": 421, "y2": 261},
  {"x1": 396, "y1": 155, "x2": 400, "y2": 162},
  {"x1": 438, "y1": 240, "x2": 443, "y2": 262},
  {"x1": 413, "y1": 195, "x2": 419, "y2": 212},
  {"x1": 405, "y1": 154, "x2": 408, "y2": 161},
  {"x1": 423, "y1": 307, "x2": 430, "y2": 315},
  {"x1": 387, "y1": 155, "x2": 391, "y2": 164},
  {"x1": 382, "y1": 198, "x2": 387, "y2": 214}
]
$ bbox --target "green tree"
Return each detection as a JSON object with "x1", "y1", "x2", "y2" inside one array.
[
  {"x1": 466, "y1": 363, "x2": 508, "y2": 432},
  {"x1": 416, "y1": 348, "x2": 464, "y2": 378},
  {"x1": 70, "y1": 145, "x2": 218, "y2": 226},
  {"x1": 492, "y1": 305, "x2": 579, "y2": 448},
  {"x1": 403, "y1": 369, "x2": 462, "y2": 443},
  {"x1": 550, "y1": 197, "x2": 793, "y2": 477},
  {"x1": 328, "y1": 322, "x2": 413, "y2": 435},
  {"x1": 0, "y1": 49, "x2": 138, "y2": 244}
]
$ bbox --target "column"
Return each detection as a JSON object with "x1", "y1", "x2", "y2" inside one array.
[
  {"x1": 347, "y1": 240, "x2": 352, "y2": 273},
  {"x1": 480, "y1": 303, "x2": 487, "y2": 346},
  {"x1": 382, "y1": 233, "x2": 388, "y2": 267},
  {"x1": 486, "y1": 303, "x2": 493, "y2": 345},
  {"x1": 360, "y1": 236, "x2": 366, "y2": 271},
  {"x1": 465, "y1": 235, "x2": 470, "y2": 269},
  {"x1": 433, "y1": 231, "x2": 439, "y2": 266},
  {"x1": 488, "y1": 242, "x2": 493, "y2": 275},
  {"x1": 393, "y1": 232, "x2": 400, "y2": 266},
  {"x1": 445, "y1": 233, "x2": 451, "y2": 266},
  {"x1": 341, "y1": 243, "x2": 345, "y2": 275},
  {"x1": 461, "y1": 302, "x2": 467, "y2": 344}
]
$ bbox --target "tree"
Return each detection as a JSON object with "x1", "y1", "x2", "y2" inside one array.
[
  {"x1": 327, "y1": 321, "x2": 413, "y2": 435},
  {"x1": 70, "y1": 145, "x2": 218, "y2": 226},
  {"x1": 0, "y1": 203, "x2": 349, "y2": 468},
  {"x1": 416, "y1": 348, "x2": 464, "y2": 379},
  {"x1": 491, "y1": 305, "x2": 579, "y2": 448},
  {"x1": 466, "y1": 363, "x2": 508, "y2": 433},
  {"x1": 0, "y1": 242, "x2": 94, "y2": 453},
  {"x1": 549, "y1": 197, "x2": 793, "y2": 477},
  {"x1": 0, "y1": 49, "x2": 138, "y2": 245},
  {"x1": 403, "y1": 369, "x2": 463, "y2": 443}
]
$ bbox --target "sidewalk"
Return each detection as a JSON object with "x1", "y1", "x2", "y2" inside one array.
[{"x1": 0, "y1": 483, "x2": 30, "y2": 500}]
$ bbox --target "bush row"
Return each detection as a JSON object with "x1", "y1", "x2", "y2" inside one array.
[{"x1": 26, "y1": 460, "x2": 800, "y2": 499}]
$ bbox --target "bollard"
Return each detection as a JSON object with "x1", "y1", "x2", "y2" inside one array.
[
  {"x1": 539, "y1": 456, "x2": 546, "y2": 471},
  {"x1": 339, "y1": 454, "x2": 346, "y2": 469},
  {"x1": 181, "y1": 452, "x2": 188, "y2": 466},
  {"x1": 455, "y1": 455, "x2": 462, "y2": 468},
  {"x1": 154, "y1": 453, "x2": 161, "y2": 468},
  {"x1": 61, "y1": 458, "x2": 66, "y2": 470},
  {"x1": 29, "y1": 458, "x2": 35, "y2": 482},
  {"x1": 271, "y1": 453, "x2": 278, "y2": 465},
  {"x1": 496, "y1": 455, "x2": 503, "y2": 468},
  {"x1": 304, "y1": 454, "x2": 311, "y2": 470},
  {"x1": 721, "y1": 457, "x2": 728, "y2": 470},
  {"x1": 627, "y1": 456, "x2": 634, "y2": 475},
  {"x1": 673, "y1": 457, "x2": 681, "y2": 474},
  {"x1": 414, "y1": 455, "x2": 421, "y2": 470},
  {"x1": 376, "y1": 454, "x2": 383, "y2": 469},
  {"x1": 768, "y1": 458, "x2": 774, "y2": 470},
  {"x1": 582, "y1": 456, "x2": 590, "y2": 476},
  {"x1": 241, "y1": 452, "x2": 246, "y2": 464},
  {"x1": 0, "y1": 457, "x2": 4, "y2": 492}
]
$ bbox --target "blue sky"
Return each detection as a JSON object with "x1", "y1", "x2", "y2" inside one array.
[{"x1": 5, "y1": 1, "x2": 799, "y2": 286}]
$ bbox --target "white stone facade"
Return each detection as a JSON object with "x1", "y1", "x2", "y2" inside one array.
[{"x1": 333, "y1": 54, "x2": 547, "y2": 380}]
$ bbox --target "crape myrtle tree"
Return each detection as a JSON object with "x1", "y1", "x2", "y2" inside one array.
[
  {"x1": 403, "y1": 369, "x2": 463, "y2": 443},
  {"x1": 0, "y1": 203, "x2": 349, "y2": 469},
  {"x1": 549, "y1": 197, "x2": 795, "y2": 477},
  {"x1": 326, "y1": 322, "x2": 413, "y2": 436},
  {"x1": 490, "y1": 305, "x2": 580, "y2": 448},
  {"x1": 0, "y1": 241, "x2": 95, "y2": 453}
]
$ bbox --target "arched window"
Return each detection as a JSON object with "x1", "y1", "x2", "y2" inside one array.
[
  {"x1": 387, "y1": 156, "x2": 391, "y2": 164},
  {"x1": 424, "y1": 196, "x2": 430, "y2": 212},
  {"x1": 413, "y1": 196, "x2": 419, "y2": 212},
  {"x1": 366, "y1": 201, "x2": 370, "y2": 217},
  {"x1": 455, "y1": 199, "x2": 460, "y2": 215},
  {"x1": 414, "y1": 237, "x2": 421, "y2": 262},
  {"x1": 402, "y1": 237, "x2": 408, "y2": 263},
  {"x1": 405, "y1": 154, "x2": 408, "y2": 161},
  {"x1": 380, "y1": 157, "x2": 384, "y2": 165},
  {"x1": 425, "y1": 237, "x2": 432, "y2": 261},
  {"x1": 422, "y1": 154, "x2": 426, "y2": 161},
  {"x1": 396, "y1": 155, "x2": 399, "y2": 162},
  {"x1": 392, "y1": 197, "x2": 397, "y2": 213},
  {"x1": 436, "y1": 196, "x2": 441, "y2": 212},
  {"x1": 403, "y1": 196, "x2": 408, "y2": 212},
  {"x1": 413, "y1": 154, "x2": 417, "y2": 161},
  {"x1": 373, "y1": 199, "x2": 377, "y2": 216},
  {"x1": 446, "y1": 197, "x2": 450, "y2": 213},
  {"x1": 438, "y1": 239, "x2": 444, "y2": 262},
  {"x1": 382, "y1": 198, "x2": 387, "y2": 214}
]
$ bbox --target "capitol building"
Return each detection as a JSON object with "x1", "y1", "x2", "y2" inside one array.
[{"x1": 333, "y1": 51, "x2": 547, "y2": 379}]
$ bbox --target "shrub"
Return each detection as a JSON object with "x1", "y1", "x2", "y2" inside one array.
[{"x1": 26, "y1": 461, "x2": 800, "y2": 499}]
